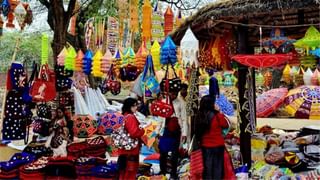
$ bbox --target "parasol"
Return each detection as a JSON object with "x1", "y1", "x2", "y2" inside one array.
[
  {"x1": 284, "y1": 85, "x2": 320, "y2": 119},
  {"x1": 256, "y1": 88, "x2": 288, "y2": 118},
  {"x1": 232, "y1": 54, "x2": 292, "y2": 68}
]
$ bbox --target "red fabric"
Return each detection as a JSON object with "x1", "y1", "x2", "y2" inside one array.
[
  {"x1": 190, "y1": 149, "x2": 203, "y2": 180},
  {"x1": 144, "y1": 153, "x2": 160, "y2": 160},
  {"x1": 119, "y1": 159, "x2": 139, "y2": 180},
  {"x1": 166, "y1": 117, "x2": 180, "y2": 132},
  {"x1": 224, "y1": 149, "x2": 236, "y2": 180},
  {"x1": 118, "y1": 113, "x2": 145, "y2": 156},
  {"x1": 201, "y1": 113, "x2": 228, "y2": 148},
  {"x1": 232, "y1": 54, "x2": 292, "y2": 68}
]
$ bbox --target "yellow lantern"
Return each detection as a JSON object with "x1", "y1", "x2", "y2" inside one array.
[
  {"x1": 130, "y1": 0, "x2": 139, "y2": 33},
  {"x1": 151, "y1": 40, "x2": 161, "y2": 70},
  {"x1": 142, "y1": 0, "x2": 152, "y2": 41},
  {"x1": 92, "y1": 50, "x2": 104, "y2": 77},
  {"x1": 282, "y1": 64, "x2": 291, "y2": 84}
]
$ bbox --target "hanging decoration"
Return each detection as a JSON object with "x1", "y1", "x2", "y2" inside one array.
[
  {"x1": 122, "y1": 20, "x2": 131, "y2": 48},
  {"x1": 310, "y1": 48, "x2": 320, "y2": 58},
  {"x1": 299, "y1": 55, "x2": 317, "y2": 69},
  {"x1": 181, "y1": 27, "x2": 199, "y2": 68},
  {"x1": 261, "y1": 28, "x2": 295, "y2": 48},
  {"x1": 264, "y1": 70, "x2": 272, "y2": 87},
  {"x1": 41, "y1": 33, "x2": 49, "y2": 65},
  {"x1": 84, "y1": 17, "x2": 95, "y2": 49},
  {"x1": 107, "y1": 16, "x2": 119, "y2": 55},
  {"x1": 303, "y1": 68, "x2": 313, "y2": 86},
  {"x1": 256, "y1": 72, "x2": 264, "y2": 87},
  {"x1": 294, "y1": 26, "x2": 320, "y2": 52},
  {"x1": 164, "y1": 6, "x2": 174, "y2": 36},
  {"x1": 175, "y1": 10, "x2": 183, "y2": 29},
  {"x1": 123, "y1": 47, "x2": 135, "y2": 65},
  {"x1": 1, "y1": 0, "x2": 10, "y2": 17},
  {"x1": 282, "y1": 64, "x2": 291, "y2": 84},
  {"x1": 92, "y1": 50, "x2": 104, "y2": 77},
  {"x1": 136, "y1": 41, "x2": 149, "y2": 71},
  {"x1": 152, "y1": 3, "x2": 164, "y2": 42},
  {"x1": 160, "y1": 36, "x2": 177, "y2": 65},
  {"x1": 68, "y1": 0, "x2": 80, "y2": 36},
  {"x1": 101, "y1": 49, "x2": 113, "y2": 73},
  {"x1": 113, "y1": 48, "x2": 123, "y2": 71},
  {"x1": 14, "y1": 2, "x2": 27, "y2": 30},
  {"x1": 294, "y1": 67, "x2": 304, "y2": 86},
  {"x1": 95, "y1": 18, "x2": 105, "y2": 48},
  {"x1": 83, "y1": 50, "x2": 93, "y2": 75},
  {"x1": 57, "y1": 47, "x2": 68, "y2": 66},
  {"x1": 117, "y1": 0, "x2": 129, "y2": 44},
  {"x1": 231, "y1": 54, "x2": 292, "y2": 68},
  {"x1": 75, "y1": 50, "x2": 84, "y2": 72},
  {"x1": 130, "y1": 0, "x2": 139, "y2": 33},
  {"x1": 65, "y1": 46, "x2": 76, "y2": 71},
  {"x1": 311, "y1": 69, "x2": 320, "y2": 85},
  {"x1": 211, "y1": 37, "x2": 222, "y2": 67},
  {"x1": 142, "y1": 0, "x2": 152, "y2": 42},
  {"x1": 151, "y1": 40, "x2": 161, "y2": 70}
]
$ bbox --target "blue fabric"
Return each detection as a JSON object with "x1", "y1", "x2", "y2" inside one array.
[
  {"x1": 143, "y1": 159, "x2": 159, "y2": 164},
  {"x1": 90, "y1": 163, "x2": 118, "y2": 178},
  {"x1": 0, "y1": 152, "x2": 35, "y2": 172},
  {"x1": 141, "y1": 146, "x2": 156, "y2": 156},
  {"x1": 216, "y1": 94, "x2": 234, "y2": 116}
]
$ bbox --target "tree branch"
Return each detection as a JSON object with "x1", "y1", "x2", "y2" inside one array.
[
  {"x1": 39, "y1": 0, "x2": 50, "y2": 8},
  {"x1": 66, "y1": 0, "x2": 77, "y2": 18}
]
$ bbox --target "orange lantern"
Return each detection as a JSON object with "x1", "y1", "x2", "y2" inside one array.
[
  {"x1": 264, "y1": 70, "x2": 272, "y2": 87},
  {"x1": 130, "y1": 0, "x2": 139, "y2": 33},
  {"x1": 142, "y1": 0, "x2": 152, "y2": 41},
  {"x1": 136, "y1": 41, "x2": 149, "y2": 71},
  {"x1": 164, "y1": 7, "x2": 174, "y2": 36},
  {"x1": 75, "y1": 50, "x2": 84, "y2": 72}
]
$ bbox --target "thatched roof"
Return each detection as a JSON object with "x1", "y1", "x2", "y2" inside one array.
[{"x1": 172, "y1": 0, "x2": 320, "y2": 45}]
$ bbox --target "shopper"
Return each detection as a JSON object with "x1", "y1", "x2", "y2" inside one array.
[
  {"x1": 195, "y1": 95, "x2": 230, "y2": 179},
  {"x1": 158, "y1": 90, "x2": 188, "y2": 180},
  {"x1": 117, "y1": 97, "x2": 145, "y2": 180}
]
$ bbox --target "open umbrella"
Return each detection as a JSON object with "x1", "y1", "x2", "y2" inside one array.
[
  {"x1": 256, "y1": 88, "x2": 288, "y2": 117},
  {"x1": 284, "y1": 85, "x2": 320, "y2": 119}
]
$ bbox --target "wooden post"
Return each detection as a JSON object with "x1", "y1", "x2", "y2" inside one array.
[{"x1": 236, "y1": 23, "x2": 253, "y2": 169}]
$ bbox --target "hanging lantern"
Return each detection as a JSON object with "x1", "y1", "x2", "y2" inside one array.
[
  {"x1": 180, "y1": 27, "x2": 199, "y2": 68},
  {"x1": 101, "y1": 49, "x2": 113, "y2": 73},
  {"x1": 151, "y1": 40, "x2": 161, "y2": 70},
  {"x1": 282, "y1": 64, "x2": 291, "y2": 84},
  {"x1": 290, "y1": 66, "x2": 299, "y2": 78},
  {"x1": 311, "y1": 69, "x2": 320, "y2": 85},
  {"x1": 164, "y1": 7, "x2": 174, "y2": 36},
  {"x1": 2, "y1": 0, "x2": 10, "y2": 17},
  {"x1": 65, "y1": 46, "x2": 77, "y2": 71},
  {"x1": 264, "y1": 70, "x2": 272, "y2": 87},
  {"x1": 256, "y1": 72, "x2": 264, "y2": 87},
  {"x1": 136, "y1": 41, "x2": 148, "y2": 71},
  {"x1": 113, "y1": 49, "x2": 123, "y2": 71},
  {"x1": 41, "y1": 33, "x2": 49, "y2": 65},
  {"x1": 14, "y1": 2, "x2": 27, "y2": 30},
  {"x1": 83, "y1": 50, "x2": 93, "y2": 75},
  {"x1": 261, "y1": 28, "x2": 295, "y2": 48},
  {"x1": 92, "y1": 50, "x2": 104, "y2": 77},
  {"x1": 130, "y1": 0, "x2": 139, "y2": 33},
  {"x1": 294, "y1": 67, "x2": 304, "y2": 86},
  {"x1": 152, "y1": 3, "x2": 164, "y2": 42},
  {"x1": 75, "y1": 50, "x2": 84, "y2": 72},
  {"x1": 142, "y1": 0, "x2": 152, "y2": 41},
  {"x1": 160, "y1": 36, "x2": 177, "y2": 65},
  {"x1": 294, "y1": 26, "x2": 320, "y2": 53},
  {"x1": 57, "y1": 47, "x2": 68, "y2": 66},
  {"x1": 303, "y1": 68, "x2": 313, "y2": 85},
  {"x1": 123, "y1": 47, "x2": 135, "y2": 65}
]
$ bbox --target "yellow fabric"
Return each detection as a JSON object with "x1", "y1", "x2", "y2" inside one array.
[
  {"x1": 285, "y1": 98, "x2": 304, "y2": 116},
  {"x1": 251, "y1": 138, "x2": 267, "y2": 149},
  {"x1": 142, "y1": 0, "x2": 152, "y2": 41}
]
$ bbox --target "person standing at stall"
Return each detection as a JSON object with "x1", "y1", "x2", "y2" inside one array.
[
  {"x1": 194, "y1": 95, "x2": 230, "y2": 179},
  {"x1": 117, "y1": 97, "x2": 145, "y2": 180}
]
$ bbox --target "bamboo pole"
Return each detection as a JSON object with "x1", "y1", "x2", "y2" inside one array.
[{"x1": 0, "y1": 38, "x2": 20, "y2": 141}]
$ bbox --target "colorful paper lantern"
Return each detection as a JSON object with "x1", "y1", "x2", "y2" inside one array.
[
  {"x1": 164, "y1": 6, "x2": 174, "y2": 36},
  {"x1": 160, "y1": 36, "x2": 177, "y2": 65},
  {"x1": 261, "y1": 28, "x2": 295, "y2": 48},
  {"x1": 113, "y1": 49, "x2": 123, "y2": 70},
  {"x1": 152, "y1": 3, "x2": 164, "y2": 42},
  {"x1": 57, "y1": 47, "x2": 67, "y2": 66},
  {"x1": 264, "y1": 70, "x2": 272, "y2": 87},
  {"x1": 311, "y1": 69, "x2": 320, "y2": 85},
  {"x1": 180, "y1": 27, "x2": 199, "y2": 68},
  {"x1": 14, "y1": 2, "x2": 27, "y2": 29},
  {"x1": 142, "y1": 0, "x2": 152, "y2": 41},
  {"x1": 123, "y1": 47, "x2": 135, "y2": 65},
  {"x1": 75, "y1": 50, "x2": 84, "y2": 72},
  {"x1": 294, "y1": 26, "x2": 320, "y2": 51},
  {"x1": 256, "y1": 72, "x2": 264, "y2": 87},
  {"x1": 282, "y1": 64, "x2": 291, "y2": 84},
  {"x1": 83, "y1": 50, "x2": 93, "y2": 75},
  {"x1": 101, "y1": 49, "x2": 113, "y2": 73},
  {"x1": 303, "y1": 68, "x2": 313, "y2": 85},
  {"x1": 41, "y1": 33, "x2": 49, "y2": 65},
  {"x1": 151, "y1": 40, "x2": 161, "y2": 70},
  {"x1": 294, "y1": 67, "x2": 304, "y2": 86},
  {"x1": 65, "y1": 46, "x2": 76, "y2": 71},
  {"x1": 130, "y1": 0, "x2": 139, "y2": 33},
  {"x1": 136, "y1": 41, "x2": 148, "y2": 71},
  {"x1": 92, "y1": 50, "x2": 104, "y2": 77}
]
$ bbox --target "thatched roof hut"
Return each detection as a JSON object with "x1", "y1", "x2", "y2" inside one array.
[{"x1": 172, "y1": 0, "x2": 320, "y2": 45}]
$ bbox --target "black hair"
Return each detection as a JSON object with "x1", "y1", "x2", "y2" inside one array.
[
  {"x1": 122, "y1": 97, "x2": 138, "y2": 114},
  {"x1": 195, "y1": 95, "x2": 218, "y2": 139},
  {"x1": 180, "y1": 83, "x2": 188, "y2": 90}
]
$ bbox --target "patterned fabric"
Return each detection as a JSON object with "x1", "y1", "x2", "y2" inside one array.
[
  {"x1": 186, "y1": 68, "x2": 199, "y2": 116},
  {"x1": 97, "y1": 111, "x2": 124, "y2": 135},
  {"x1": 2, "y1": 90, "x2": 26, "y2": 140},
  {"x1": 8, "y1": 62, "x2": 26, "y2": 91},
  {"x1": 232, "y1": 54, "x2": 291, "y2": 68}
]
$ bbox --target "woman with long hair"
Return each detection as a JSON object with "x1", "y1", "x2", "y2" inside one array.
[
  {"x1": 117, "y1": 97, "x2": 145, "y2": 180},
  {"x1": 195, "y1": 95, "x2": 229, "y2": 179}
]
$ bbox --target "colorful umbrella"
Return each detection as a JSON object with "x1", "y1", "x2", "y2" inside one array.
[
  {"x1": 232, "y1": 54, "x2": 292, "y2": 68},
  {"x1": 285, "y1": 85, "x2": 320, "y2": 119},
  {"x1": 256, "y1": 88, "x2": 288, "y2": 118}
]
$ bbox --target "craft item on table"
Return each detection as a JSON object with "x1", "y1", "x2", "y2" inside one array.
[
  {"x1": 65, "y1": 46, "x2": 76, "y2": 71},
  {"x1": 83, "y1": 50, "x2": 93, "y2": 75},
  {"x1": 294, "y1": 67, "x2": 304, "y2": 86},
  {"x1": 261, "y1": 28, "x2": 296, "y2": 48},
  {"x1": 282, "y1": 64, "x2": 291, "y2": 84},
  {"x1": 264, "y1": 70, "x2": 272, "y2": 87},
  {"x1": 136, "y1": 41, "x2": 149, "y2": 70},
  {"x1": 91, "y1": 50, "x2": 103, "y2": 77},
  {"x1": 101, "y1": 49, "x2": 113, "y2": 73},
  {"x1": 73, "y1": 114, "x2": 97, "y2": 138},
  {"x1": 57, "y1": 47, "x2": 67, "y2": 66},
  {"x1": 75, "y1": 50, "x2": 84, "y2": 72},
  {"x1": 256, "y1": 72, "x2": 264, "y2": 87},
  {"x1": 303, "y1": 68, "x2": 313, "y2": 85},
  {"x1": 284, "y1": 85, "x2": 320, "y2": 119},
  {"x1": 160, "y1": 36, "x2": 177, "y2": 65},
  {"x1": 311, "y1": 69, "x2": 320, "y2": 85},
  {"x1": 19, "y1": 157, "x2": 49, "y2": 179},
  {"x1": 310, "y1": 48, "x2": 320, "y2": 57},
  {"x1": 151, "y1": 40, "x2": 161, "y2": 70},
  {"x1": 130, "y1": 0, "x2": 139, "y2": 33},
  {"x1": 224, "y1": 74, "x2": 233, "y2": 87},
  {"x1": 104, "y1": 64, "x2": 121, "y2": 95},
  {"x1": 97, "y1": 111, "x2": 124, "y2": 135},
  {"x1": 107, "y1": 16, "x2": 119, "y2": 55},
  {"x1": 181, "y1": 27, "x2": 199, "y2": 68},
  {"x1": 41, "y1": 33, "x2": 49, "y2": 65},
  {"x1": 294, "y1": 26, "x2": 320, "y2": 53},
  {"x1": 164, "y1": 6, "x2": 174, "y2": 36},
  {"x1": 290, "y1": 66, "x2": 299, "y2": 78},
  {"x1": 256, "y1": 88, "x2": 288, "y2": 118},
  {"x1": 152, "y1": 3, "x2": 164, "y2": 42},
  {"x1": 142, "y1": 0, "x2": 152, "y2": 41}
]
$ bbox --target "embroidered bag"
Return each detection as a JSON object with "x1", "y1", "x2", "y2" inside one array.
[
  {"x1": 160, "y1": 64, "x2": 181, "y2": 93},
  {"x1": 72, "y1": 114, "x2": 97, "y2": 138}
]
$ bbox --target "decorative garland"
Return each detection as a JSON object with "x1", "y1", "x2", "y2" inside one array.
[{"x1": 186, "y1": 68, "x2": 199, "y2": 117}]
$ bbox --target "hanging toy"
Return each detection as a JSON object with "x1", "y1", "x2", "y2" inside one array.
[{"x1": 224, "y1": 74, "x2": 233, "y2": 87}]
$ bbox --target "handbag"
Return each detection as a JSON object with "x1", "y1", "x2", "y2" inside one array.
[
  {"x1": 120, "y1": 64, "x2": 139, "y2": 81},
  {"x1": 160, "y1": 64, "x2": 181, "y2": 93},
  {"x1": 103, "y1": 64, "x2": 121, "y2": 95},
  {"x1": 150, "y1": 93, "x2": 174, "y2": 118},
  {"x1": 58, "y1": 91, "x2": 74, "y2": 106},
  {"x1": 141, "y1": 55, "x2": 160, "y2": 96},
  {"x1": 55, "y1": 65, "x2": 73, "y2": 77},
  {"x1": 111, "y1": 114, "x2": 139, "y2": 150},
  {"x1": 32, "y1": 117, "x2": 51, "y2": 137},
  {"x1": 30, "y1": 64, "x2": 56, "y2": 102},
  {"x1": 72, "y1": 114, "x2": 97, "y2": 138},
  {"x1": 56, "y1": 77, "x2": 73, "y2": 91}
]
